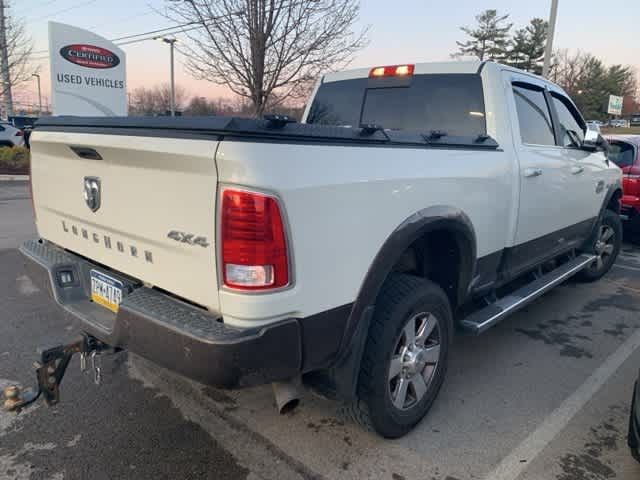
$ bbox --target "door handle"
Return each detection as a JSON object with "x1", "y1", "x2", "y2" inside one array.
[
  {"x1": 571, "y1": 165, "x2": 584, "y2": 175},
  {"x1": 524, "y1": 168, "x2": 543, "y2": 178}
]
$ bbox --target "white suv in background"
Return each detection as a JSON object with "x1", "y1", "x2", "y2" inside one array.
[{"x1": 0, "y1": 121, "x2": 25, "y2": 147}]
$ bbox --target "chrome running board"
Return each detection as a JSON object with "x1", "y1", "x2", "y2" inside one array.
[{"x1": 460, "y1": 254, "x2": 596, "y2": 335}]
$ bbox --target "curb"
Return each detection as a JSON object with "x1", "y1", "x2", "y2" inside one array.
[{"x1": 0, "y1": 174, "x2": 29, "y2": 181}]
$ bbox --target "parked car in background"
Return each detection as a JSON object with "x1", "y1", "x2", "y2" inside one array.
[
  {"x1": 586, "y1": 121, "x2": 602, "y2": 133},
  {"x1": 0, "y1": 122, "x2": 25, "y2": 147},
  {"x1": 631, "y1": 114, "x2": 640, "y2": 127},
  {"x1": 9, "y1": 116, "x2": 38, "y2": 131},
  {"x1": 606, "y1": 135, "x2": 640, "y2": 226},
  {"x1": 609, "y1": 119, "x2": 628, "y2": 128}
]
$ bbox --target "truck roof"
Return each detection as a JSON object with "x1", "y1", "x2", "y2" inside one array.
[{"x1": 322, "y1": 60, "x2": 484, "y2": 83}]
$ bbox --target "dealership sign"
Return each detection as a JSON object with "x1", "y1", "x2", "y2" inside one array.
[
  {"x1": 49, "y1": 22, "x2": 127, "y2": 116},
  {"x1": 607, "y1": 95, "x2": 623, "y2": 116}
]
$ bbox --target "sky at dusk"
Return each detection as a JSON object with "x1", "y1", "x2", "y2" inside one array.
[{"x1": 14, "y1": 0, "x2": 640, "y2": 110}]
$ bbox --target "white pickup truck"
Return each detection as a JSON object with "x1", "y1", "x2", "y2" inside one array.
[{"x1": 17, "y1": 60, "x2": 621, "y2": 438}]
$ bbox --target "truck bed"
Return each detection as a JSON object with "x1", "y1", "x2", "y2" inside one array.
[{"x1": 34, "y1": 115, "x2": 500, "y2": 149}]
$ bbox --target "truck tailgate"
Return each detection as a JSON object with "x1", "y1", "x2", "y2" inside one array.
[{"x1": 30, "y1": 130, "x2": 220, "y2": 311}]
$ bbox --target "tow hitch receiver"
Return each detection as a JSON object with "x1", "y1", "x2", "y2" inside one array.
[{"x1": 2, "y1": 334, "x2": 115, "y2": 412}]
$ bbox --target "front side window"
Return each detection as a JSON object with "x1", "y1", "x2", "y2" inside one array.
[
  {"x1": 551, "y1": 94, "x2": 586, "y2": 147},
  {"x1": 512, "y1": 84, "x2": 555, "y2": 146}
]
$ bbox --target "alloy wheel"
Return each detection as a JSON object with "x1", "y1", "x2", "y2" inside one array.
[
  {"x1": 388, "y1": 312, "x2": 441, "y2": 411},
  {"x1": 592, "y1": 224, "x2": 616, "y2": 271}
]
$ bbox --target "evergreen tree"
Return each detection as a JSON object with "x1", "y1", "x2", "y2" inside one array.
[
  {"x1": 506, "y1": 18, "x2": 547, "y2": 74},
  {"x1": 453, "y1": 10, "x2": 513, "y2": 61}
]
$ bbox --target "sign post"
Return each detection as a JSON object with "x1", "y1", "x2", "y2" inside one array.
[
  {"x1": 49, "y1": 22, "x2": 127, "y2": 116},
  {"x1": 607, "y1": 95, "x2": 623, "y2": 116}
]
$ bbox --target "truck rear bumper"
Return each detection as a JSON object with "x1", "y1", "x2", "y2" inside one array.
[{"x1": 19, "y1": 239, "x2": 304, "y2": 388}]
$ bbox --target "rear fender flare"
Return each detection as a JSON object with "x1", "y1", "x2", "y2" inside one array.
[
  {"x1": 582, "y1": 182, "x2": 622, "y2": 252},
  {"x1": 330, "y1": 205, "x2": 477, "y2": 399}
]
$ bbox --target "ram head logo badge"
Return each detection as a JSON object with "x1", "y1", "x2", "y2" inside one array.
[{"x1": 83, "y1": 176, "x2": 101, "y2": 212}]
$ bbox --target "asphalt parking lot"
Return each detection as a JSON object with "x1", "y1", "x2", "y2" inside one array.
[{"x1": 2, "y1": 180, "x2": 640, "y2": 480}]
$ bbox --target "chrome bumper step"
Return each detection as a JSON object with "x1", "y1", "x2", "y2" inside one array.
[{"x1": 460, "y1": 254, "x2": 596, "y2": 334}]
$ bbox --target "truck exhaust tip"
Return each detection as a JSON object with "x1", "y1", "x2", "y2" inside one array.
[{"x1": 272, "y1": 377, "x2": 302, "y2": 414}]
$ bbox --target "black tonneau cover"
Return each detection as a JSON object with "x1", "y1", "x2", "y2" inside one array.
[{"x1": 34, "y1": 115, "x2": 499, "y2": 149}]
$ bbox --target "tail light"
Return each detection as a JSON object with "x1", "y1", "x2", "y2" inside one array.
[
  {"x1": 15, "y1": 130, "x2": 23, "y2": 136},
  {"x1": 220, "y1": 188, "x2": 289, "y2": 290},
  {"x1": 369, "y1": 64, "x2": 414, "y2": 78},
  {"x1": 626, "y1": 166, "x2": 640, "y2": 179}
]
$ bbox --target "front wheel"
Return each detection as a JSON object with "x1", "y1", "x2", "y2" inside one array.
[
  {"x1": 578, "y1": 209, "x2": 622, "y2": 282},
  {"x1": 350, "y1": 274, "x2": 452, "y2": 438}
]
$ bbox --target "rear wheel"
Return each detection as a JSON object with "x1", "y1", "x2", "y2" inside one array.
[
  {"x1": 629, "y1": 383, "x2": 640, "y2": 463},
  {"x1": 349, "y1": 274, "x2": 452, "y2": 438},
  {"x1": 578, "y1": 210, "x2": 622, "y2": 282}
]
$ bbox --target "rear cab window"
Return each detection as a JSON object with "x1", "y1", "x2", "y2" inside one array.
[{"x1": 306, "y1": 74, "x2": 486, "y2": 137}]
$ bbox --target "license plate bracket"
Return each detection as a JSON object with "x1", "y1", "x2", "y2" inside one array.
[{"x1": 90, "y1": 270, "x2": 124, "y2": 313}]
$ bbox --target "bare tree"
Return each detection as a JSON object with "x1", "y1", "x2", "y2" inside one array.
[
  {"x1": 165, "y1": 0, "x2": 368, "y2": 117},
  {"x1": 0, "y1": 4, "x2": 35, "y2": 116},
  {"x1": 549, "y1": 49, "x2": 638, "y2": 120},
  {"x1": 184, "y1": 95, "x2": 218, "y2": 115},
  {"x1": 129, "y1": 84, "x2": 188, "y2": 115}
]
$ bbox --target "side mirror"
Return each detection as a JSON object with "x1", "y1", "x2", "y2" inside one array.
[
  {"x1": 583, "y1": 128, "x2": 599, "y2": 145},
  {"x1": 581, "y1": 129, "x2": 609, "y2": 153}
]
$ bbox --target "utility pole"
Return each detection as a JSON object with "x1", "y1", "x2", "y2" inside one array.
[
  {"x1": 32, "y1": 73, "x2": 42, "y2": 115},
  {"x1": 157, "y1": 37, "x2": 178, "y2": 116},
  {"x1": 0, "y1": 0, "x2": 13, "y2": 118},
  {"x1": 542, "y1": 0, "x2": 559, "y2": 78}
]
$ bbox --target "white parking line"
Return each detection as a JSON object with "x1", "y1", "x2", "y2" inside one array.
[{"x1": 485, "y1": 326, "x2": 640, "y2": 480}]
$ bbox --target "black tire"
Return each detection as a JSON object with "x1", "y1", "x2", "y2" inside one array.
[
  {"x1": 577, "y1": 209, "x2": 622, "y2": 282},
  {"x1": 628, "y1": 382, "x2": 640, "y2": 463},
  {"x1": 348, "y1": 274, "x2": 452, "y2": 438}
]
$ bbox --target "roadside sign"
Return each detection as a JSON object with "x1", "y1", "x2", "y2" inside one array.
[
  {"x1": 607, "y1": 95, "x2": 623, "y2": 116},
  {"x1": 49, "y1": 22, "x2": 127, "y2": 116}
]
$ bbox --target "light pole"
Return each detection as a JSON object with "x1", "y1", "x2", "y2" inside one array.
[
  {"x1": 157, "y1": 37, "x2": 177, "y2": 116},
  {"x1": 32, "y1": 73, "x2": 42, "y2": 115},
  {"x1": 542, "y1": 0, "x2": 559, "y2": 78}
]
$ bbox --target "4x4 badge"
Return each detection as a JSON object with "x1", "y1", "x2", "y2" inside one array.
[
  {"x1": 167, "y1": 230, "x2": 209, "y2": 248},
  {"x1": 83, "y1": 176, "x2": 101, "y2": 212}
]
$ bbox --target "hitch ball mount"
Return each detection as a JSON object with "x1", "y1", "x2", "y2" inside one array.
[{"x1": 2, "y1": 333, "x2": 117, "y2": 412}]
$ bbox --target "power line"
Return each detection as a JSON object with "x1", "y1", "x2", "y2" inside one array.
[
  {"x1": 30, "y1": 20, "x2": 196, "y2": 56},
  {"x1": 28, "y1": 2, "x2": 293, "y2": 60},
  {"x1": 110, "y1": 21, "x2": 196, "y2": 42},
  {"x1": 25, "y1": 0, "x2": 98, "y2": 23}
]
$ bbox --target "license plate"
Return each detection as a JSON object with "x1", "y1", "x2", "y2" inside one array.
[{"x1": 90, "y1": 270, "x2": 124, "y2": 313}]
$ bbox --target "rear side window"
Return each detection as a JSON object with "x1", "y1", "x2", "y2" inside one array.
[
  {"x1": 608, "y1": 141, "x2": 636, "y2": 168},
  {"x1": 551, "y1": 94, "x2": 585, "y2": 147},
  {"x1": 512, "y1": 84, "x2": 555, "y2": 146},
  {"x1": 307, "y1": 74, "x2": 486, "y2": 137}
]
